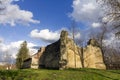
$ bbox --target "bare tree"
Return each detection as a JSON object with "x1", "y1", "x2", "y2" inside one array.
[
  {"x1": 76, "y1": 39, "x2": 84, "y2": 68},
  {"x1": 0, "y1": 0, "x2": 6, "y2": 16},
  {"x1": 69, "y1": 21, "x2": 77, "y2": 68},
  {"x1": 97, "y1": 0, "x2": 120, "y2": 69},
  {"x1": 97, "y1": 0, "x2": 120, "y2": 22},
  {"x1": 80, "y1": 45, "x2": 84, "y2": 68},
  {"x1": 89, "y1": 22, "x2": 108, "y2": 57},
  {"x1": 104, "y1": 40, "x2": 120, "y2": 69},
  {"x1": 70, "y1": 21, "x2": 77, "y2": 42},
  {"x1": 4, "y1": 51, "x2": 12, "y2": 70},
  {"x1": 69, "y1": 21, "x2": 85, "y2": 68},
  {"x1": 97, "y1": 0, "x2": 120, "y2": 37}
]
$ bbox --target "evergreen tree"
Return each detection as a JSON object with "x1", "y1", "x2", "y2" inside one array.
[{"x1": 16, "y1": 41, "x2": 29, "y2": 69}]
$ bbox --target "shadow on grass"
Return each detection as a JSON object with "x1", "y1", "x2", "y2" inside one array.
[
  {"x1": 88, "y1": 71, "x2": 119, "y2": 80},
  {"x1": 108, "y1": 70, "x2": 120, "y2": 74},
  {"x1": 66, "y1": 68, "x2": 119, "y2": 80}
]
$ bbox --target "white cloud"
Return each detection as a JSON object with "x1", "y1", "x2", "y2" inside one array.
[
  {"x1": 0, "y1": 0, "x2": 39, "y2": 26},
  {"x1": 69, "y1": 0, "x2": 106, "y2": 44},
  {"x1": 92, "y1": 22, "x2": 101, "y2": 28},
  {"x1": 30, "y1": 29, "x2": 60, "y2": 43},
  {"x1": 70, "y1": 0, "x2": 119, "y2": 46},
  {"x1": 13, "y1": 0, "x2": 20, "y2": 1},
  {"x1": 0, "y1": 40, "x2": 38, "y2": 63},
  {"x1": 30, "y1": 28, "x2": 82, "y2": 44},
  {"x1": 81, "y1": 3, "x2": 96, "y2": 13},
  {"x1": 103, "y1": 33, "x2": 120, "y2": 46},
  {"x1": 0, "y1": 37, "x2": 4, "y2": 43},
  {"x1": 69, "y1": 31, "x2": 81, "y2": 39},
  {"x1": 70, "y1": 0, "x2": 101, "y2": 24},
  {"x1": 75, "y1": 32, "x2": 81, "y2": 39}
]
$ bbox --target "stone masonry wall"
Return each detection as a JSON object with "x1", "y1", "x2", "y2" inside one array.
[
  {"x1": 39, "y1": 40, "x2": 60, "y2": 69},
  {"x1": 83, "y1": 40, "x2": 106, "y2": 69},
  {"x1": 23, "y1": 30, "x2": 106, "y2": 70},
  {"x1": 31, "y1": 47, "x2": 45, "y2": 69},
  {"x1": 59, "y1": 30, "x2": 82, "y2": 69}
]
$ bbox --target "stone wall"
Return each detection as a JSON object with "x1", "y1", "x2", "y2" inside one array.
[
  {"x1": 22, "y1": 58, "x2": 31, "y2": 68},
  {"x1": 59, "y1": 30, "x2": 82, "y2": 69},
  {"x1": 22, "y1": 47, "x2": 45, "y2": 69},
  {"x1": 31, "y1": 47, "x2": 45, "y2": 69},
  {"x1": 84, "y1": 44, "x2": 106, "y2": 69},
  {"x1": 39, "y1": 40, "x2": 60, "y2": 69},
  {"x1": 23, "y1": 30, "x2": 106, "y2": 69}
]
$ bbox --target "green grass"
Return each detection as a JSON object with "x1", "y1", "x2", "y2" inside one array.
[{"x1": 0, "y1": 68, "x2": 120, "y2": 80}]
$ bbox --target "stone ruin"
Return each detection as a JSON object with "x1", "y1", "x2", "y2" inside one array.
[{"x1": 22, "y1": 30, "x2": 106, "y2": 69}]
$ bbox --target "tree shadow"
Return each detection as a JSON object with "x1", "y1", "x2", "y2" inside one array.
[
  {"x1": 66, "y1": 68, "x2": 119, "y2": 80},
  {"x1": 108, "y1": 71, "x2": 120, "y2": 74}
]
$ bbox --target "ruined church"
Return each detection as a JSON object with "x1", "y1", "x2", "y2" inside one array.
[{"x1": 23, "y1": 30, "x2": 106, "y2": 69}]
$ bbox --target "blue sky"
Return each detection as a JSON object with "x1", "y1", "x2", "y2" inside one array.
[
  {"x1": 16, "y1": 0, "x2": 73, "y2": 28},
  {"x1": 0, "y1": 0, "x2": 74, "y2": 44},
  {"x1": 0, "y1": 0, "x2": 105, "y2": 60}
]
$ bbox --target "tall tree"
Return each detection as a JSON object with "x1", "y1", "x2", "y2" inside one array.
[{"x1": 16, "y1": 41, "x2": 29, "y2": 69}]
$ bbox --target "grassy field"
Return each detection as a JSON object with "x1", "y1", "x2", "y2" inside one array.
[{"x1": 0, "y1": 68, "x2": 120, "y2": 80}]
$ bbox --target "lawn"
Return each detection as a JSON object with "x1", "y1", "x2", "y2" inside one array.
[{"x1": 0, "y1": 68, "x2": 120, "y2": 80}]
